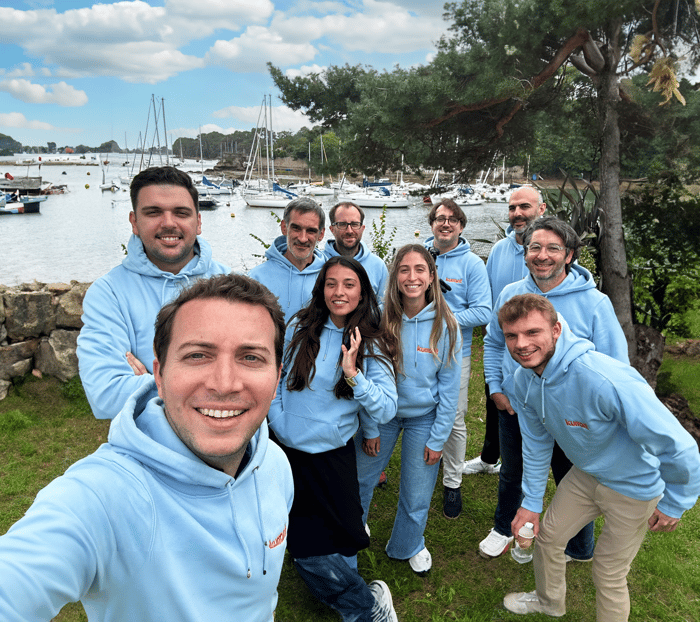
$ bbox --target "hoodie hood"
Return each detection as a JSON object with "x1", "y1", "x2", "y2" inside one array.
[
  {"x1": 523, "y1": 262, "x2": 596, "y2": 297},
  {"x1": 108, "y1": 380, "x2": 267, "y2": 491},
  {"x1": 123, "y1": 233, "x2": 215, "y2": 280},
  {"x1": 324, "y1": 238, "x2": 371, "y2": 261}
]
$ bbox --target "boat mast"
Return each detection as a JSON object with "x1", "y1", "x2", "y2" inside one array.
[
  {"x1": 269, "y1": 94, "x2": 276, "y2": 185},
  {"x1": 162, "y1": 98, "x2": 169, "y2": 166}
]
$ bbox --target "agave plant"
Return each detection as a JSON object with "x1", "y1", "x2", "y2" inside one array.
[{"x1": 536, "y1": 170, "x2": 601, "y2": 280}]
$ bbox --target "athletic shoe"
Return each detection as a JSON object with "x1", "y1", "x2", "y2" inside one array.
[
  {"x1": 478, "y1": 528, "x2": 514, "y2": 559},
  {"x1": 443, "y1": 486, "x2": 462, "y2": 519},
  {"x1": 503, "y1": 591, "x2": 564, "y2": 617},
  {"x1": 565, "y1": 554, "x2": 593, "y2": 563},
  {"x1": 368, "y1": 580, "x2": 398, "y2": 622},
  {"x1": 365, "y1": 523, "x2": 371, "y2": 538},
  {"x1": 462, "y1": 456, "x2": 502, "y2": 475},
  {"x1": 408, "y1": 547, "x2": 432, "y2": 576}
]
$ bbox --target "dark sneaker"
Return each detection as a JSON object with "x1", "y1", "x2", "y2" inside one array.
[{"x1": 443, "y1": 486, "x2": 462, "y2": 519}]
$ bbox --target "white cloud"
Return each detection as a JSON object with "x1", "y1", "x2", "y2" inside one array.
[
  {"x1": 0, "y1": 112, "x2": 56, "y2": 130},
  {"x1": 206, "y1": 26, "x2": 318, "y2": 72},
  {"x1": 0, "y1": 79, "x2": 88, "y2": 106},
  {"x1": 285, "y1": 64, "x2": 327, "y2": 79},
  {"x1": 4, "y1": 63, "x2": 36, "y2": 78},
  {"x1": 211, "y1": 103, "x2": 312, "y2": 132}
]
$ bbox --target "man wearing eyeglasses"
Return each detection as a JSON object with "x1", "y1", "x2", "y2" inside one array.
[
  {"x1": 424, "y1": 199, "x2": 492, "y2": 519},
  {"x1": 478, "y1": 216, "x2": 629, "y2": 561},
  {"x1": 324, "y1": 201, "x2": 388, "y2": 299},
  {"x1": 464, "y1": 186, "x2": 547, "y2": 478}
]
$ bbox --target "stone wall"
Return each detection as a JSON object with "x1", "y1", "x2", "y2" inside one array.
[{"x1": 0, "y1": 281, "x2": 89, "y2": 399}]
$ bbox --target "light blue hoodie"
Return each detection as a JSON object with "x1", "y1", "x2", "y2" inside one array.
[
  {"x1": 77, "y1": 234, "x2": 229, "y2": 420},
  {"x1": 323, "y1": 239, "x2": 389, "y2": 300},
  {"x1": 0, "y1": 380, "x2": 293, "y2": 622},
  {"x1": 486, "y1": 226, "x2": 528, "y2": 306},
  {"x1": 423, "y1": 236, "x2": 491, "y2": 355},
  {"x1": 248, "y1": 235, "x2": 326, "y2": 323},
  {"x1": 360, "y1": 302, "x2": 462, "y2": 452},
  {"x1": 268, "y1": 318, "x2": 398, "y2": 454},
  {"x1": 484, "y1": 264, "x2": 629, "y2": 398},
  {"x1": 512, "y1": 318, "x2": 700, "y2": 519}
]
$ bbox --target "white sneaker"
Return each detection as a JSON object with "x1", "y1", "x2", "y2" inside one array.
[
  {"x1": 408, "y1": 547, "x2": 432, "y2": 576},
  {"x1": 503, "y1": 591, "x2": 564, "y2": 617},
  {"x1": 479, "y1": 528, "x2": 514, "y2": 559},
  {"x1": 365, "y1": 523, "x2": 371, "y2": 537},
  {"x1": 462, "y1": 456, "x2": 501, "y2": 475},
  {"x1": 368, "y1": 580, "x2": 398, "y2": 622}
]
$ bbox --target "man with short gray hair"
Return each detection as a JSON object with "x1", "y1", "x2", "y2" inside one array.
[{"x1": 249, "y1": 197, "x2": 326, "y2": 322}]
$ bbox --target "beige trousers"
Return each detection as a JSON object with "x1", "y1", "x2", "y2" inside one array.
[
  {"x1": 441, "y1": 356, "x2": 471, "y2": 489},
  {"x1": 534, "y1": 466, "x2": 661, "y2": 621}
]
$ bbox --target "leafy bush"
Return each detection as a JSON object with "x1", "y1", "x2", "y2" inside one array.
[{"x1": 622, "y1": 175, "x2": 700, "y2": 336}]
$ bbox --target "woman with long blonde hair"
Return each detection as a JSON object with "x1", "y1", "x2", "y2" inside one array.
[{"x1": 355, "y1": 244, "x2": 461, "y2": 575}]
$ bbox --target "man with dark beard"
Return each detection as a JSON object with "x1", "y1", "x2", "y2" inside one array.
[{"x1": 463, "y1": 185, "x2": 546, "y2": 477}]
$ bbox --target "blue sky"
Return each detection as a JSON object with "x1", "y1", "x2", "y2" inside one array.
[{"x1": 0, "y1": 0, "x2": 450, "y2": 149}]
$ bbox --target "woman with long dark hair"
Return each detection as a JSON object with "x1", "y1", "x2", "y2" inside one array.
[
  {"x1": 268, "y1": 255, "x2": 398, "y2": 622},
  {"x1": 356, "y1": 244, "x2": 461, "y2": 576}
]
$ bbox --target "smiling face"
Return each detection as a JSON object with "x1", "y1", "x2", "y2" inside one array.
[
  {"x1": 329, "y1": 204, "x2": 365, "y2": 256},
  {"x1": 129, "y1": 184, "x2": 202, "y2": 274},
  {"x1": 525, "y1": 229, "x2": 574, "y2": 292},
  {"x1": 280, "y1": 209, "x2": 325, "y2": 271},
  {"x1": 397, "y1": 251, "x2": 434, "y2": 310},
  {"x1": 153, "y1": 298, "x2": 281, "y2": 477},
  {"x1": 324, "y1": 264, "x2": 362, "y2": 328},
  {"x1": 502, "y1": 310, "x2": 562, "y2": 376},
  {"x1": 431, "y1": 204, "x2": 464, "y2": 252},
  {"x1": 508, "y1": 187, "x2": 546, "y2": 242}
]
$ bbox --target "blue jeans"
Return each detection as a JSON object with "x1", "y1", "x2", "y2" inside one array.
[
  {"x1": 355, "y1": 413, "x2": 441, "y2": 559},
  {"x1": 495, "y1": 409, "x2": 595, "y2": 560},
  {"x1": 293, "y1": 553, "x2": 375, "y2": 622}
]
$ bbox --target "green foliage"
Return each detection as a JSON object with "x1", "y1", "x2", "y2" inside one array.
[
  {"x1": 622, "y1": 175, "x2": 700, "y2": 335},
  {"x1": 369, "y1": 206, "x2": 397, "y2": 265}
]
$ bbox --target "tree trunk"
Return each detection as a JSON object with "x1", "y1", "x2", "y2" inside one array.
[{"x1": 597, "y1": 18, "x2": 635, "y2": 359}]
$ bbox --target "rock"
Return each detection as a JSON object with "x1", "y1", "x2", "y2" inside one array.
[
  {"x1": 57, "y1": 283, "x2": 89, "y2": 329},
  {"x1": 0, "y1": 340, "x2": 40, "y2": 380},
  {"x1": 659, "y1": 393, "x2": 700, "y2": 451},
  {"x1": 631, "y1": 324, "x2": 665, "y2": 390},
  {"x1": 3, "y1": 290, "x2": 56, "y2": 340},
  {"x1": 35, "y1": 329, "x2": 79, "y2": 382},
  {"x1": 0, "y1": 379, "x2": 10, "y2": 400},
  {"x1": 47, "y1": 282, "x2": 72, "y2": 295},
  {"x1": 0, "y1": 293, "x2": 4, "y2": 324},
  {"x1": 666, "y1": 339, "x2": 700, "y2": 358}
]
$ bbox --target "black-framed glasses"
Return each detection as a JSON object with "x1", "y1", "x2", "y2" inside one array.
[
  {"x1": 333, "y1": 221, "x2": 363, "y2": 231},
  {"x1": 434, "y1": 216, "x2": 460, "y2": 225}
]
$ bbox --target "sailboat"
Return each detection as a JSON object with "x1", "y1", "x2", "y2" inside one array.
[
  {"x1": 242, "y1": 95, "x2": 297, "y2": 208},
  {"x1": 304, "y1": 135, "x2": 334, "y2": 196}
]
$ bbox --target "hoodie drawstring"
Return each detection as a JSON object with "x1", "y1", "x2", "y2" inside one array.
[{"x1": 229, "y1": 479, "x2": 253, "y2": 579}]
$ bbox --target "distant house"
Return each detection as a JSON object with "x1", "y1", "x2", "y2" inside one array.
[{"x1": 64, "y1": 147, "x2": 74, "y2": 154}]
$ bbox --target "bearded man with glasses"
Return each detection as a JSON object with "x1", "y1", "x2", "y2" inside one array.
[
  {"x1": 478, "y1": 216, "x2": 629, "y2": 562},
  {"x1": 324, "y1": 201, "x2": 389, "y2": 300}
]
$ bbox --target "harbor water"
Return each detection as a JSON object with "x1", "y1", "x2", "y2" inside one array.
[{"x1": 0, "y1": 154, "x2": 508, "y2": 286}]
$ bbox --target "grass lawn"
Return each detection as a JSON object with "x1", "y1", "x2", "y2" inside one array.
[{"x1": 1, "y1": 332, "x2": 699, "y2": 621}]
